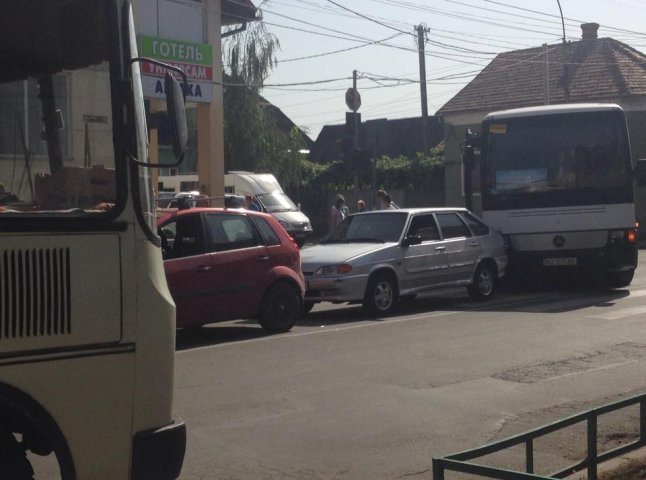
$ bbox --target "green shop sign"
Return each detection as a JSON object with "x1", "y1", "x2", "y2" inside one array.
[{"x1": 139, "y1": 35, "x2": 212, "y2": 66}]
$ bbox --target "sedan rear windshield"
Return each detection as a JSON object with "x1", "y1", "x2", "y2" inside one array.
[{"x1": 322, "y1": 212, "x2": 408, "y2": 243}]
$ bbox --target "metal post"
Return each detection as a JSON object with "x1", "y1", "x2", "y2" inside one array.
[
  {"x1": 526, "y1": 438, "x2": 534, "y2": 474},
  {"x1": 640, "y1": 400, "x2": 646, "y2": 443},
  {"x1": 432, "y1": 459, "x2": 445, "y2": 480},
  {"x1": 352, "y1": 70, "x2": 359, "y2": 150},
  {"x1": 587, "y1": 413, "x2": 598, "y2": 480},
  {"x1": 416, "y1": 24, "x2": 429, "y2": 154},
  {"x1": 38, "y1": 75, "x2": 64, "y2": 174}
]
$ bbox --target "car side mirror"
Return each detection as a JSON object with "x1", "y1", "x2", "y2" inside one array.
[{"x1": 402, "y1": 235, "x2": 422, "y2": 247}]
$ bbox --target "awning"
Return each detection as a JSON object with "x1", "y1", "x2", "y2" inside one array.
[{"x1": 222, "y1": 0, "x2": 257, "y2": 26}]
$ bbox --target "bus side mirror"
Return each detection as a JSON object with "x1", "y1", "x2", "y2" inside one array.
[
  {"x1": 635, "y1": 159, "x2": 646, "y2": 187},
  {"x1": 165, "y1": 72, "x2": 188, "y2": 161}
]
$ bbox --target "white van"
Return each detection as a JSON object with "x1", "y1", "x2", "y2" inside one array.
[{"x1": 225, "y1": 172, "x2": 313, "y2": 246}]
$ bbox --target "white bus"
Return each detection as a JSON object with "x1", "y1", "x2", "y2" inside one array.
[
  {"x1": 464, "y1": 104, "x2": 639, "y2": 287},
  {"x1": 0, "y1": 0, "x2": 187, "y2": 478}
]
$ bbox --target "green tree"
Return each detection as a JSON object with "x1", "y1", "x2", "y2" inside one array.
[{"x1": 223, "y1": 8, "x2": 308, "y2": 191}]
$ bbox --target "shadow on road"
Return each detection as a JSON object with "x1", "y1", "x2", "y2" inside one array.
[
  {"x1": 176, "y1": 322, "x2": 267, "y2": 350},
  {"x1": 176, "y1": 275, "x2": 634, "y2": 350}
]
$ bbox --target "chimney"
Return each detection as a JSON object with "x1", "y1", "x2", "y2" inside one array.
[{"x1": 581, "y1": 23, "x2": 599, "y2": 40}]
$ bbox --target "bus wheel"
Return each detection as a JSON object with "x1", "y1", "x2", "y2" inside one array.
[
  {"x1": 606, "y1": 270, "x2": 634, "y2": 288},
  {"x1": 0, "y1": 430, "x2": 34, "y2": 480},
  {"x1": 259, "y1": 283, "x2": 300, "y2": 334},
  {"x1": 468, "y1": 262, "x2": 497, "y2": 301},
  {"x1": 363, "y1": 272, "x2": 399, "y2": 316}
]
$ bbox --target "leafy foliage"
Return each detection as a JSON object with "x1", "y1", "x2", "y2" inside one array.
[
  {"x1": 375, "y1": 146, "x2": 445, "y2": 190},
  {"x1": 222, "y1": 9, "x2": 307, "y2": 191},
  {"x1": 301, "y1": 145, "x2": 445, "y2": 194}
]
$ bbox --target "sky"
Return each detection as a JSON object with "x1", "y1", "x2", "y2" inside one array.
[{"x1": 236, "y1": 0, "x2": 646, "y2": 141}]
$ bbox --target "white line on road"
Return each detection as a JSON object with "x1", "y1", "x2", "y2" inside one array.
[
  {"x1": 176, "y1": 309, "x2": 461, "y2": 354},
  {"x1": 590, "y1": 305, "x2": 646, "y2": 321},
  {"x1": 176, "y1": 288, "x2": 646, "y2": 354}
]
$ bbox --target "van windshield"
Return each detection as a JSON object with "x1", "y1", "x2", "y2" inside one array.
[{"x1": 258, "y1": 192, "x2": 298, "y2": 213}]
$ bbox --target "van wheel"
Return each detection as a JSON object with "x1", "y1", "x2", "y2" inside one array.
[
  {"x1": 363, "y1": 273, "x2": 399, "y2": 316},
  {"x1": 468, "y1": 262, "x2": 497, "y2": 301},
  {"x1": 259, "y1": 283, "x2": 301, "y2": 333},
  {"x1": 1, "y1": 431, "x2": 34, "y2": 480}
]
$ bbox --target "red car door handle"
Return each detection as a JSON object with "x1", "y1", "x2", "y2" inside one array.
[
  {"x1": 196, "y1": 265, "x2": 212, "y2": 273},
  {"x1": 257, "y1": 256, "x2": 270, "y2": 261}
]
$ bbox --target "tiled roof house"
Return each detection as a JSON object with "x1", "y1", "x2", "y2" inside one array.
[
  {"x1": 437, "y1": 23, "x2": 646, "y2": 217},
  {"x1": 309, "y1": 116, "x2": 444, "y2": 163}
]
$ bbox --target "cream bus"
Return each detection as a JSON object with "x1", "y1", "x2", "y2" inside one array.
[{"x1": 0, "y1": 0, "x2": 187, "y2": 478}]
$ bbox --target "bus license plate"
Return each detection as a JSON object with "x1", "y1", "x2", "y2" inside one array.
[{"x1": 543, "y1": 257, "x2": 577, "y2": 267}]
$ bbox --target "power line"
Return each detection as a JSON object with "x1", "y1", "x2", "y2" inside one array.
[
  {"x1": 325, "y1": 0, "x2": 414, "y2": 36},
  {"x1": 276, "y1": 33, "x2": 404, "y2": 63}
]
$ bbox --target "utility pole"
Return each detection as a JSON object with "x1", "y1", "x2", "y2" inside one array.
[
  {"x1": 352, "y1": 70, "x2": 359, "y2": 149},
  {"x1": 556, "y1": 0, "x2": 570, "y2": 103},
  {"x1": 416, "y1": 24, "x2": 430, "y2": 154}
]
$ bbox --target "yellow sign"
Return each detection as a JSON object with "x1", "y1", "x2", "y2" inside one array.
[{"x1": 489, "y1": 124, "x2": 507, "y2": 134}]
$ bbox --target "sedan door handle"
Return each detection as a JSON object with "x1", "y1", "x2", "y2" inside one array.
[
  {"x1": 196, "y1": 265, "x2": 213, "y2": 273},
  {"x1": 469, "y1": 241, "x2": 479, "y2": 247},
  {"x1": 257, "y1": 255, "x2": 270, "y2": 261},
  {"x1": 434, "y1": 246, "x2": 446, "y2": 252}
]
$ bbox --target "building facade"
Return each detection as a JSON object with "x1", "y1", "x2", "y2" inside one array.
[{"x1": 133, "y1": 0, "x2": 256, "y2": 200}]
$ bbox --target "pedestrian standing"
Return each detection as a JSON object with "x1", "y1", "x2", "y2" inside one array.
[
  {"x1": 357, "y1": 199, "x2": 366, "y2": 213},
  {"x1": 383, "y1": 194, "x2": 398, "y2": 210},
  {"x1": 377, "y1": 189, "x2": 399, "y2": 209},
  {"x1": 376, "y1": 189, "x2": 387, "y2": 210},
  {"x1": 330, "y1": 195, "x2": 346, "y2": 230}
]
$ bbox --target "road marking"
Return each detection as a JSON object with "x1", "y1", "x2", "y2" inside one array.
[
  {"x1": 590, "y1": 305, "x2": 646, "y2": 321},
  {"x1": 540, "y1": 360, "x2": 641, "y2": 383},
  {"x1": 177, "y1": 288, "x2": 646, "y2": 354},
  {"x1": 176, "y1": 310, "x2": 461, "y2": 353}
]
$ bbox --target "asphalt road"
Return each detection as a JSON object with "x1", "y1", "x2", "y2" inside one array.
[{"x1": 175, "y1": 257, "x2": 646, "y2": 479}]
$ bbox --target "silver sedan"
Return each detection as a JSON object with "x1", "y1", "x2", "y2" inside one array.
[{"x1": 300, "y1": 208, "x2": 507, "y2": 315}]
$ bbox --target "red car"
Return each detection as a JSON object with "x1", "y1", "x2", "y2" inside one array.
[{"x1": 157, "y1": 208, "x2": 305, "y2": 333}]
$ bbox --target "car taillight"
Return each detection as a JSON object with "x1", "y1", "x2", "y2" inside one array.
[{"x1": 608, "y1": 229, "x2": 638, "y2": 244}]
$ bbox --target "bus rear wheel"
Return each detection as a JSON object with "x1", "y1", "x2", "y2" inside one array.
[
  {"x1": 606, "y1": 270, "x2": 634, "y2": 288},
  {"x1": 1, "y1": 430, "x2": 34, "y2": 480}
]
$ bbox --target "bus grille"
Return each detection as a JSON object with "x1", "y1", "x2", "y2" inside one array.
[{"x1": 0, "y1": 248, "x2": 71, "y2": 339}]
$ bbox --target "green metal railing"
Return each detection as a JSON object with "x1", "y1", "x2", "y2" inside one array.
[{"x1": 433, "y1": 393, "x2": 646, "y2": 480}]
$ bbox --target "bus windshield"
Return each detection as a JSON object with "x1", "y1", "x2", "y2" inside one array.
[
  {"x1": 0, "y1": 0, "x2": 120, "y2": 217},
  {"x1": 482, "y1": 110, "x2": 632, "y2": 210}
]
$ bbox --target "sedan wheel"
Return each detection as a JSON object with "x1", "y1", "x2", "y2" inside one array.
[
  {"x1": 468, "y1": 262, "x2": 496, "y2": 301},
  {"x1": 259, "y1": 283, "x2": 301, "y2": 333},
  {"x1": 363, "y1": 273, "x2": 399, "y2": 316}
]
